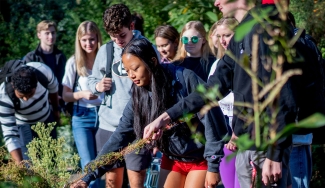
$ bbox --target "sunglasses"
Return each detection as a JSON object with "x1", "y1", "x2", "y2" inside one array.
[{"x1": 181, "y1": 36, "x2": 201, "y2": 44}]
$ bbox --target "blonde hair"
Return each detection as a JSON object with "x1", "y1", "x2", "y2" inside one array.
[
  {"x1": 75, "y1": 21, "x2": 103, "y2": 77},
  {"x1": 215, "y1": 17, "x2": 239, "y2": 58},
  {"x1": 174, "y1": 21, "x2": 211, "y2": 63},
  {"x1": 37, "y1": 20, "x2": 57, "y2": 33},
  {"x1": 208, "y1": 22, "x2": 219, "y2": 57}
]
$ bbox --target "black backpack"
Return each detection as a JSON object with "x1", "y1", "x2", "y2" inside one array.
[
  {"x1": 292, "y1": 29, "x2": 325, "y2": 144},
  {"x1": 295, "y1": 28, "x2": 325, "y2": 98},
  {"x1": 0, "y1": 60, "x2": 49, "y2": 109}
]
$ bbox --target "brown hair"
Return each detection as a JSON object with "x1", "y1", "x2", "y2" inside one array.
[
  {"x1": 37, "y1": 20, "x2": 57, "y2": 33},
  {"x1": 154, "y1": 25, "x2": 180, "y2": 44},
  {"x1": 103, "y1": 4, "x2": 132, "y2": 34}
]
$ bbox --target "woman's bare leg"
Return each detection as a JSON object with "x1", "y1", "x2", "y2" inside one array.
[
  {"x1": 105, "y1": 167, "x2": 124, "y2": 188},
  {"x1": 184, "y1": 170, "x2": 207, "y2": 188},
  {"x1": 158, "y1": 169, "x2": 186, "y2": 188}
]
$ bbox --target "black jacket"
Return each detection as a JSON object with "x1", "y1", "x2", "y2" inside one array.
[
  {"x1": 24, "y1": 43, "x2": 66, "y2": 96},
  {"x1": 173, "y1": 55, "x2": 215, "y2": 82},
  {"x1": 82, "y1": 64, "x2": 228, "y2": 184},
  {"x1": 167, "y1": 5, "x2": 325, "y2": 162}
]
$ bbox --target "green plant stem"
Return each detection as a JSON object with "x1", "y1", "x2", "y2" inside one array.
[{"x1": 252, "y1": 34, "x2": 261, "y2": 147}]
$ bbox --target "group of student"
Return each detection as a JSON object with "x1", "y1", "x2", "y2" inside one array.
[{"x1": 0, "y1": 0, "x2": 324, "y2": 188}]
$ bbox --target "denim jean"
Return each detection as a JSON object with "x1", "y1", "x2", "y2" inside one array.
[
  {"x1": 72, "y1": 105, "x2": 99, "y2": 188},
  {"x1": 289, "y1": 145, "x2": 312, "y2": 188}
]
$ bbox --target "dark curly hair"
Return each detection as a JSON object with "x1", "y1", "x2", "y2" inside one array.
[
  {"x1": 11, "y1": 66, "x2": 38, "y2": 94},
  {"x1": 103, "y1": 4, "x2": 132, "y2": 34}
]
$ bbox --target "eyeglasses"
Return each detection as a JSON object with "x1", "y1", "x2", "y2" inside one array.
[{"x1": 181, "y1": 36, "x2": 201, "y2": 44}]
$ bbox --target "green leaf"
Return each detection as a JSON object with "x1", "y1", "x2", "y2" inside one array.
[
  {"x1": 295, "y1": 113, "x2": 325, "y2": 128},
  {"x1": 272, "y1": 113, "x2": 325, "y2": 142},
  {"x1": 205, "y1": 11, "x2": 218, "y2": 22},
  {"x1": 162, "y1": 3, "x2": 176, "y2": 11},
  {"x1": 235, "y1": 134, "x2": 255, "y2": 150},
  {"x1": 197, "y1": 84, "x2": 206, "y2": 93},
  {"x1": 234, "y1": 19, "x2": 257, "y2": 42}
]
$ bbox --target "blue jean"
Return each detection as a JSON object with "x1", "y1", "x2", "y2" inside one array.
[
  {"x1": 72, "y1": 105, "x2": 99, "y2": 188},
  {"x1": 289, "y1": 145, "x2": 312, "y2": 188}
]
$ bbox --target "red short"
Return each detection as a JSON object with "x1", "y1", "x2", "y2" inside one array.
[{"x1": 160, "y1": 154, "x2": 207, "y2": 175}]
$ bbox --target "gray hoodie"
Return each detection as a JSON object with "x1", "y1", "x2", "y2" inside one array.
[{"x1": 88, "y1": 30, "x2": 159, "y2": 131}]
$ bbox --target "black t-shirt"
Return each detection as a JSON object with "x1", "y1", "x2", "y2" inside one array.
[{"x1": 43, "y1": 53, "x2": 57, "y2": 77}]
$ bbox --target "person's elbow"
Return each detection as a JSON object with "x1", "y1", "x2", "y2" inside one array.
[{"x1": 62, "y1": 93, "x2": 69, "y2": 102}]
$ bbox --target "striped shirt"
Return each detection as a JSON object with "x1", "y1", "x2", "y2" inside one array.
[{"x1": 0, "y1": 62, "x2": 58, "y2": 152}]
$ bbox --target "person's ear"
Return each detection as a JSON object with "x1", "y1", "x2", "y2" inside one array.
[
  {"x1": 130, "y1": 22, "x2": 135, "y2": 30},
  {"x1": 202, "y1": 38, "x2": 206, "y2": 44},
  {"x1": 152, "y1": 57, "x2": 158, "y2": 66},
  {"x1": 37, "y1": 32, "x2": 41, "y2": 39}
]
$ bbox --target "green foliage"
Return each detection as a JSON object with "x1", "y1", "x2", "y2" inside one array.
[
  {"x1": 162, "y1": 0, "x2": 219, "y2": 32},
  {"x1": 0, "y1": 0, "x2": 75, "y2": 65},
  {"x1": 0, "y1": 122, "x2": 80, "y2": 188},
  {"x1": 0, "y1": 0, "x2": 221, "y2": 66},
  {"x1": 290, "y1": 0, "x2": 325, "y2": 56},
  {"x1": 69, "y1": 137, "x2": 150, "y2": 186},
  {"x1": 311, "y1": 144, "x2": 325, "y2": 187}
]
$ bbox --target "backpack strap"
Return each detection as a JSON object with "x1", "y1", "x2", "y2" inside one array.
[
  {"x1": 105, "y1": 41, "x2": 114, "y2": 99},
  {"x1": 72, "y1": 70, "x2": 80, "y2": 112},
  {"x1": 106, "y1": 41, "x2": 114, "y2": 78}
]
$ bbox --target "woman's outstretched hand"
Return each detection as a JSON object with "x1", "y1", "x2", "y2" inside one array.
[
  {"x1": 70, "y1": 180, "x2": 88, "y2": 188},
  {"x1": 143, "y1": 112, "x2": 171, "y2": 140}
]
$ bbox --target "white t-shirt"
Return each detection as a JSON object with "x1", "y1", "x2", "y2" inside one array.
[
  {"x1": 208, "y1": 59, "x2": 234, "y2": 125},
  {"x1": 62, "y1": 57, "x2": 103, "y2": 107}
]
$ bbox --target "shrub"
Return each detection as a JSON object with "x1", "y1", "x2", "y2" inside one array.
[{"x1": 0, "y1": 122, "x2": 80, "y2": 188}]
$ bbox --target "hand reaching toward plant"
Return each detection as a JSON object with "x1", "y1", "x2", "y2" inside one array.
[
  {"x1": 70, "y1": 180, "x2": 88, "y2": 188},
  {"x1": 143, "y1": 112, "x2": 171, "y2": 140}
]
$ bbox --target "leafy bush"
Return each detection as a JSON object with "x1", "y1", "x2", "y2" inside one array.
[{"x1": 0, "y1": 122, "x2": 79, "y2": 188}]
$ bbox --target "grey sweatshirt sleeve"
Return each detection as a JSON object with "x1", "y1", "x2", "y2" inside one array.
[
  {"x1": 88, "y1": 44, "x2": 107, "y2": 95},
  {"x1": 82, "y1": 99, "x2": 136, "y2": 184},
  {"x1": 202, "y1": 106, "x2": 227, "y2": 172}
]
